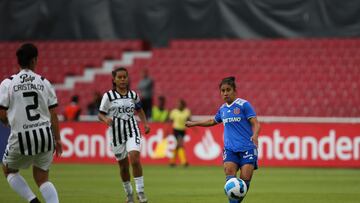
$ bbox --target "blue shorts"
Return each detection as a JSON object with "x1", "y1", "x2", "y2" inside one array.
[{"x1": 223, "y1": 148, "x2": 258, "y2": 170}]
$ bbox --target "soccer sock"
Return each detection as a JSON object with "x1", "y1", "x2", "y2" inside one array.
[
  {"x1": 244, "y1": 180, "x2": 251, "y2": 190},
  {"x1": 39, "y1": 182, "x2": 59, "y2": 203},
  {"x1": 226, "y1": 175, "x2": 235, "y2": 181},
  {"x1": 134, "y1": 176, "x2": 145, "y2": 193},
  {"x1": 170, "y1": 149, "x2": 177, "y2": 164},
  {"x1": 178, "y1": 147, "x2": 187, "y2": 165},
  {"x1": 122, "y1": 181, "x2": 133, "y2": 195},
  {"x1": 238, "y1": 181, "x2": 251, "y2": 203},
  {"x1": 7, "y1": 173, "x2": 37, "y2": 202},
  {"x1": 30, "y1": 197, "x2": 41, "y2": 203}
]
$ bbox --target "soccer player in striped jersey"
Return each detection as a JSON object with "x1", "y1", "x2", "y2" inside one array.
[
  {"x1": 0, "y1": 43, "x2": 62, "y2": 203},
  {"x1": 98, "y1": 67, "x2": 150, "y2": 203},
  {"x1": 186, "y1": 77, "x2": 261, "y2": 203}
]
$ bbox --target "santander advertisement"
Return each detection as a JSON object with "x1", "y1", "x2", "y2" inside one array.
[{"x1": 54, "y1": 122, "x2": 360, "y2": 168}]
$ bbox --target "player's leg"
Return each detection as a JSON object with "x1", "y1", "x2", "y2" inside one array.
[
  {"x1": 237, "y1": 148, "x2": 258, "y2": 203},
  {"x1": 2, "y1": 148, "x2": 41, "y2": 203},
  {"x1": 223, "y1": 161, "x2": 240, "y2": 203},
  {"x1": 33, "y1": 151, "x2": 59, "y2": 203},
  {"x1": 237, "y1": 164, "x2": 254, "y2": 203},
  {"x1": 176, "y1": 134, "x2": 188, "y2": 167},
  {"x1": 169, "y1": 130, "x2": 179, "y2": 166},
  {"x1": 128, "y1": 150, "x2": 147, "y2": 203},
  {"x1": 33, "y1": 166, "x2": 58, "y2": 203},
  {"x1": 113, "y1": 143, "x2": 134, "y2": 202},
  {"x1": 127, "y1": 133, "x2": 147, "y2": 203},
  {"x1": 223, "y1": 148, "x2": 241, "y2": 203},
  {"x1": 117, "y1": 157, "x2": 134, "y2": 203},
  {"x1": 239, "y1": 164, "x2": 254, "y2": 191}
]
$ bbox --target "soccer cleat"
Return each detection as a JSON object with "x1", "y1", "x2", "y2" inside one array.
[
  {"x1": 125, "y1": 193, "x2": 134, "y2": 203},
  {"x1": 137, "y1": 192, "x2": 148, "y2": 203},
  {"x1": 30, "y1": 197, "x2": 41, "y2": 203}
]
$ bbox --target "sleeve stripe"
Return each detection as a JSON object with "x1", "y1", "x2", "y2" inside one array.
[
  {"x1": 99, "y1": 110, "x2": 108, "y2": 115},
  {"x1": 0, "y1": 105, "x2": 9, "y2": 110},
  {"x1": 48, "y1": 104, "x2": 58, "y2": 109}
]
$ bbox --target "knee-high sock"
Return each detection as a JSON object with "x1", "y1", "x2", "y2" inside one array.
[
  {"x1": 178, "y1": 147, "x2": 187, "y2": 165},
  {"x1": 170, "y1": 149, "x2": 177, "y2": 164},
  {"x1": 238, "y1": 180, "x2": 251, "y2": 203},
  {"x1": 134, "y1": 176, "x2": 145, "y2": 193},
  {"x1": 122, "y1": 181, "x2": 133, "y2": 195},
  {"x1": 7, "y1": 173, "x2": 37, "y2": 202},
  {"x1": 39, "y1": 181, "x2": 59, "y2": 203},
  {"x1": 226, "y1": 175, "x2": 236, "y2": 181}
]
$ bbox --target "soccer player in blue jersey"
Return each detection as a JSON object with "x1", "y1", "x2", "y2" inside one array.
[{"x1": 186, "y1": 76, "x2": 260, "y2": 203}]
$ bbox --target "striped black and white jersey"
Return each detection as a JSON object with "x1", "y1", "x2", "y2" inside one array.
[
  {"x1": 0, "y1": 69, "x2": 57, "y2": 155},
  {"x1": 99, "y1": 89, "x2": 142, "y2": 146}
]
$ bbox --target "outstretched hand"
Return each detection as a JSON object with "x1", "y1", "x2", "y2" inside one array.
[
  {"x1": 105, "y1": 117, "x2": 113, "y2": 126},
  {"x1": 185, "y1": 121, "x2": 195, "y2": 128},
  {"x1": 144, "y1": 124, "x2": 150, "y2": 134},
  {"x1": 251, "y1": 134, "x2": 258, "y2": 148},
  {"x1": 55, "y1": 140, "x2": 63, "y2": 157}
]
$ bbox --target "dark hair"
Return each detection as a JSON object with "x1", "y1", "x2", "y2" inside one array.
[
  {"x1": 71, "y1": 95, "x2": 79, "y2": 103},
  {"x1": 179, "y1": 99, "x2": 186, "y2": 108},
  {"x1": 219, "y1": 76, "x2": 236, "y2": 90},
  {"x1": 111, "y1": 67, "x2": 128, "y2": 89},
  {"x1": 16, "y1": 43, "x2": 38, "y2": 68}
]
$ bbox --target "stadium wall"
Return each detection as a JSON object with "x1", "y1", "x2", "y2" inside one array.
[
  {"x1": 1, "y1": 121, "x2": 359, "y2": 167},
  {"x1": 1, "y1": 0, "x2": 360, "y2": 46},
  {"x1": 55, "y1": 122, "x2": 360, "y2": 168}
]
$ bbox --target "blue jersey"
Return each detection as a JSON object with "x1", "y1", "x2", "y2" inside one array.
[{"x1": 214, "y1": 98, "x2": 257, "y2": 152}]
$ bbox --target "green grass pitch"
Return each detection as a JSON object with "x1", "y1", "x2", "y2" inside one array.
[{"x1": 0, "y1": 164, "x2": 359, "y2": 203}]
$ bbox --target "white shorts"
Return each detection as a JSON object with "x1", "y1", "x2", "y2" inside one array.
[
  {"x1": 2, "y1": 145, "x2": 53, "y2": 171},
  {"x1": 111, "y1": 135, "x2": 143, "y2": 161}
]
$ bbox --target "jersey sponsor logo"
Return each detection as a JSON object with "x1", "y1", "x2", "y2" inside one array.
[
  {"x1": 112, "y1": 100, "x2": 135, "y2": 120},
  {"x1": 23, "y1": 121, "x2": 50, "y2": 130},
  {"x1": 234, "y1": 107, "x2": 240, "y2": 114},
  {"x1": 223, "y1": 117, "x2": 241, "y2": 124},
  {"x1": 117, "y1": 106, "x2": 135, "y2": 114},
  {"x1": 194, "y1": 129, "x2": 221, "y2": 160},
  {"x1": 242, "y1": 151, "x2": 254, "y2": 159}
]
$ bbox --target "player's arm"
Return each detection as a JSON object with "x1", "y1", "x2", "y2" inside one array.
[
  {"x1": 0, "y1": 80, "x2": 10, "y2": 126},
  {"x1": 0, "y1": 109, "x2": 9, "y2": 126},
  {"x1": 49, "y1": 108, "x2": 62, "y2": 157},
  {"x1": 98, "y1": 112, "x2": 112, "y2": 126},
  {"x1": 185, "y1": 118, "x2": 218, "y2": 127},
  {"x1": 137, "y1": 108, "x2": 150, "y2": 134},
  {"x1": 249, "y1": 117, "x2": 260, "y2": 147}
]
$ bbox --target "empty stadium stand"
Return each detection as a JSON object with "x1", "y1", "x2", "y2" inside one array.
[{"x1": 0, "y1": 39, "x2": 359, "y2": 117}]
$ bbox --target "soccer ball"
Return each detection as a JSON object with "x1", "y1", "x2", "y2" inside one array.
[{"x1": 224, "y1": 177, "x2": 247, "y2": 200}]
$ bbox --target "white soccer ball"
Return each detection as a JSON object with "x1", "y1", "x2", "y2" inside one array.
[{"x1": 224, "y1": 177, "x2": 247, "y2": 200}]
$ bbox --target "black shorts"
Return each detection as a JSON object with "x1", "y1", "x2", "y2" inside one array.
[{"x1": 173, "y1": 129, "x2": 186, "y2": 139}]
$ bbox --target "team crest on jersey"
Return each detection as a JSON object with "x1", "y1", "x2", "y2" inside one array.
[
  {"x1": 20, "y1": 74, "x2": 35, "y2": 83},
  {"x1": 234, "y1": 107, "x2": 240, "y2": 114}
]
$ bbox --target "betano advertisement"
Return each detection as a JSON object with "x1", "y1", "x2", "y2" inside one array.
[{"x1": 54, "y1": 122, "x2": 360, "y2": 167}]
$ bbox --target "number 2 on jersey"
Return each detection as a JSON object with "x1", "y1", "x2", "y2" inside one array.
[{"x1": 23, "y1": 91, "x2": 40, "y2": 121}]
